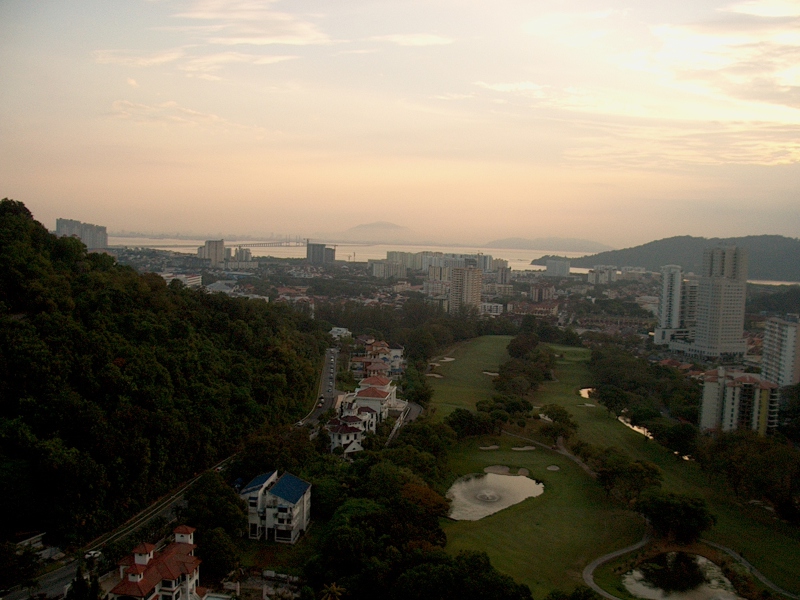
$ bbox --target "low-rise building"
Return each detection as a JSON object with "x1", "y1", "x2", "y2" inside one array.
[
  {"x1": 109, "y1": 527, "x2": 203, "y2": 600},
  {"x1": 240, "y1": 472, "x2": 312, "y2": 544}
]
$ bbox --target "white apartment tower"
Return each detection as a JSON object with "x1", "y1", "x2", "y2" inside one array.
[
  {"x1": 701, "y1": 368, "x2": 779, "y2": 436},
  {"x1": 654, "y1": 267, "x2": 699, "y2": 346},
  {"x1": 691, "y1": 246, "x2": 748, "y2": 359},
  {"x1": 449, "y1": 267, "x2": 483, "y2": 314},
  {"x1": 197, "y1": 240, "x2": 225, "y2": 267},
  {"x1": 654, "y1": 265, "x2": 683, "y2": 344},
  {"x1": 762, "y1": 315, "x2": 800, "y2": 387}
]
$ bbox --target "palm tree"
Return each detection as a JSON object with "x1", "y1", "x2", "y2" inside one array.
[{"x1": 320, "y1": 582, "x2": 345, "y2": 600}]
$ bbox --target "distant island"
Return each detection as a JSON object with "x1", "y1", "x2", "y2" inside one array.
[
  {"x1": 484, "y1": 237, "x2": 613, "y2": 252},
  {"x1": 531, "y1": 235, "x2": 800, "y2": 282}
]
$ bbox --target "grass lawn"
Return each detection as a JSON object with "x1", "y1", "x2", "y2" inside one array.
[
  {"x1": 428, "y1": 335, "x2": 512, "y2": 422},
  {"x1": 442, "y1": 435, "x2": 645, "y2": 596},
  {"x1": 430, "y1": 338, "x2": 800, "y2": 595},
  {"x1": 536, "y1": 344, "x2": 800, "y2": 594}
]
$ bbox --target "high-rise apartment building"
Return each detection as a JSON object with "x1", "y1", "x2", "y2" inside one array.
[
  {"x1": 449, "y1": 267, "x2": 482, "y2": 314},
  {"x1": 692, "y1": 246, "x2": 748, "y2": 359},
  {"x1": 544, "y1": 259, "x2": 570, "y2": 278},
  {"x1": 665, "y1": 247, "x2": 747, "y2": 359},
  {"x1": 654, "y1": 265, "x2": 683, "y2": 345},
  {"x1": 306, "y1": 242, "x2": 335, "y2": 265},
  {"x1": 700, "y1": 368, "x2": 779, "y2": 436},
  {"x1": 197, "y1": 240, "x2": 225, "y2": 267},
  {"x1": 55, "y1": 218, "x2": 108, "y2": 249},
  {"x1": 762, "y1": 315, "x2": 800, "y2": 388}
]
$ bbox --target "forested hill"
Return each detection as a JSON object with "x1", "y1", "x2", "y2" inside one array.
[
  {"x1": 0, "y1": 199, "x2": 329, "y2": 544},
  {"x1": 532, "y1": 235, "x2": 800, "y2": 281}
]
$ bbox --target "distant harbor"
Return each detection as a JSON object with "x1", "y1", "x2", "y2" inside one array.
[{"x1": 107, "y1": 237, "x2": 588, "y2": 271}]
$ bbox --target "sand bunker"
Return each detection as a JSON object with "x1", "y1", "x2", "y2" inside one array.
[
  {"x1": 425, "y1": 373, "x2": 443, "y2": 378},
  {"x1": 440, "y1": 357, "x2": 455, "y2": 362},
  {"x1": 482, "y1": 371, "x2": 499, "y2": 377},
  {"x1": 578, "y1": 403, "x2": 595, "y2": 407},
  {"x1": 517, "y1": 468, "x2": 530, "y2": 476},
  {"x1": 547, "y1": 465, "x2": 560, "y2": 471},
  {"x1": 484, "y1": 465, "x2": 510, "y2": 474},
  {"x1": 511, "y1": 446, "x2": 536, "y2": 451},
  {"x1": 479, "y1": 445, "x2": 499, "y2": 450},
  {"x1": 429, "y1": 362, "x2": 441, "y2": 367}
]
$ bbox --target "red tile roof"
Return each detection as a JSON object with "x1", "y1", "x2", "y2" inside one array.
[
  {"x1": 358, "y1": 407, "x2": 376, "y2": 414},
  {"x1": 356, "y1": 387, "x2": 390, "y2": 399},
  {"x1": 360, "y1": 376, "x2": 391, "y2": 386},
  {"x1": 111, "y1": 542, "x2": 199, "y2": 598},
  {"x1": 173, "y1": 525, "x2": 195, "y2": 534},
  {"x1": 132, "y1": 543, "x2": 156, "y2": 554}
]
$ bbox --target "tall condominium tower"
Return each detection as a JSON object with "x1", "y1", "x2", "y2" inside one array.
[
  {"x1": 700, "y1": 368, "x2": 779, "y2": 436},
  {"x1": 654, "y1": 266, "x2": 699, "y2": 346},
  {"x1": 197, "y1": 240, "x2": 225, "y2": 267},
  {"x1": 654, "y1": 265, "x2": 682, "y2": 344},
  {"x1": 449, "y1": 267, "x2": 482, "y2": 314},
  {"x1": 56, "y1": 218, "x2": 108, "y2": 249},
  {"x1": 762, "y1": 315, "x2": 800, "y2": 387},
  {"x1": 692, "y1": 246, "x2": 748, "y2": 359}
]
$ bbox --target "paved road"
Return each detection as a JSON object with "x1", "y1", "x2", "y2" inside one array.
[
  {"x1": 5, "y1": 456, "x2": 233, "y2": 600},
  {"x1": 701, "y1": 540, "x2": 800, "y2": 599},
  {"x1": 298, "y1": 348, "x2": 339, "y2": 426},
  {"x1": 581, "y1": 534, "x2": 651, "y2": 600}
]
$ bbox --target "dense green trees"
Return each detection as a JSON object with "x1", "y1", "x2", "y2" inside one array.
[
  {"x1": 696, "y1": 431, "x2": 800, "y2": 522},
  {"x1": 636, "y1": 491, "x2": 716, "y2": 544},
  {"x1": 0, "y1": 200, "x2": 329, "y2": 544}
]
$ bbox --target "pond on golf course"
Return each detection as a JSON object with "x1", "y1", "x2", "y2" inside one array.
[
  {"x1": 447, "y1": 473, "x2": 544, "y2": 521},
  {"x1": 622, "y1": 552, "x2": 744, "y2": 600}
]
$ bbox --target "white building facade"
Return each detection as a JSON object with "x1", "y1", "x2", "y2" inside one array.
[{"x1": 762, "y1": 315, "x2": 800, "y2": 388}]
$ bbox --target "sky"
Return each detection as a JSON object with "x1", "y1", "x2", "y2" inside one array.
[{"x1": 1, "y1": 0, "x2": 799, "y2": 248}]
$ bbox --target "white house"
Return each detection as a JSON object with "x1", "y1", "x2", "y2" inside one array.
[
  {"x1": 240, "y1": 472, "x2": 312, "y2": 544},
  {"x1": 110, "y1": 526, "x2": 205, "y2": 600}
]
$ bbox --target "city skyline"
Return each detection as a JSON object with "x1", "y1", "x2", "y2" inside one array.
[{"x1": 2, "y1": 0, "x2": 800, "y2": 246}]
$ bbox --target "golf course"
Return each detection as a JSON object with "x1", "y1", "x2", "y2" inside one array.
[{"x1": 428, "y1": 336, "x2": 800, "y2": 596}]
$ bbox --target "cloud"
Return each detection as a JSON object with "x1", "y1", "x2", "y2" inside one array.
[
  {"x1": 523, "y1": 10, "x2": 623, "y2": 47},
  {"x1": 474, "y1": 81, "x2": 546, "y2": 95},
  {"x1": 370, "y1": 34, "x2": 454, "y2": 46},
  {"x1": 176, "y1": 0, "x2": 332, "y2": 46},
  {"x1": 94, "y1": 49, "x2": 185, "y2": 67},
  {"x1": 726, "y1": 0, "x2": 800, "y2": 17},
  {"x1": 110, "y1": 100, "x2": 270, "y2": 137},
  {"x1": 127, "y1": 78, "x2": 139, "y2": 87},
  {"x1": 179, "y1": 52, "x2": 297, "y2": 73},
  {"x1": 564, "y1": 120, "x2": 800, "y2": 167},
  {"x1": 640, "y1": 14, "x2": 800, "y2": 109}
]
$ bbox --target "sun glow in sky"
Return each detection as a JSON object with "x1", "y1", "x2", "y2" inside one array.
[{"x1": 1, "y1": 0, "x2": 799, "y2": 246}]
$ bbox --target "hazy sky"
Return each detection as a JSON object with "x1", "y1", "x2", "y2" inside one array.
[{"x1": 2, "y1": 0, "x2": 799, "y2": 247}]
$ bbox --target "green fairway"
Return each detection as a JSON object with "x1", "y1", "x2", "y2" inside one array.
[
  {"x1": 428, "y1": 335, "x2": 512, "y2": 422},
  {"x1": 430, "y1": 337, "x2": 800, "y2": 595},
  {"x1": 442, "y1": 435, "x2": 645, "y2": 595},
  {"x1": 532, "y1": 344, "x2": 800, "y2": 594}
]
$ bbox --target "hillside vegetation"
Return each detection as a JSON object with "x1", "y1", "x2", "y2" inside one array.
[
  {"x1": 0, "y1": 199, "x2": 329, "y2": 545},
  {"x1": 532, "y1": 235, "x2": 800, "y2": 281}
]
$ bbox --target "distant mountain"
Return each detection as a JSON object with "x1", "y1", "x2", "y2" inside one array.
[
  {"x1": 485, "y1": 237, "x2": 613, "y2": 252},
  {"x1": 333, "y1": 222, "x2": 423, "y2": 243},
  {"x1": 531, "y1": 235, "x2": 800, "y2": 282}
]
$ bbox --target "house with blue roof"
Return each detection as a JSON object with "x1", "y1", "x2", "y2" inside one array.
[{"x1": 239, "y1": 472, "x2": 311, "y2": 544}]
